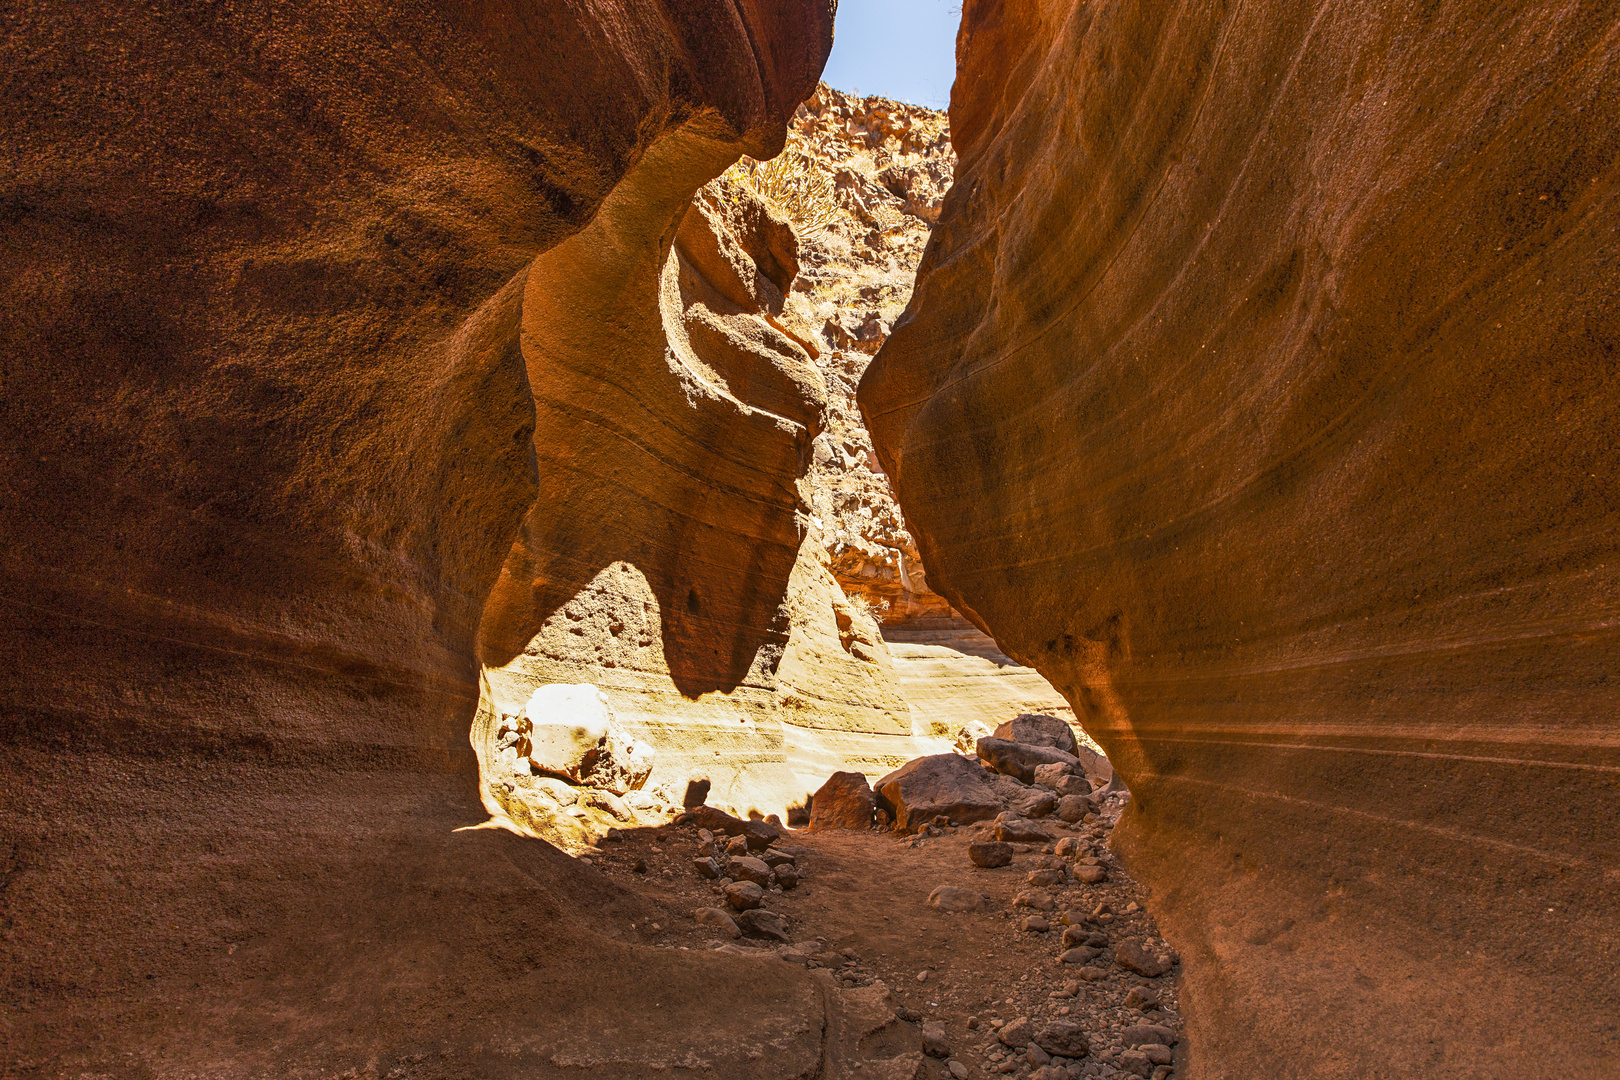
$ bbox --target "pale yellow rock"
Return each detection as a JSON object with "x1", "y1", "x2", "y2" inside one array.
[
  {"x1": 523, "y1": 684, "x2": 647, "y2": 786},
  {"x1": 471, "y1": 88, "x2": 1100, "y2": 844}
]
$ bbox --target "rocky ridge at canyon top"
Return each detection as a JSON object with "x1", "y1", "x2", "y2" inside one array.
[{"x1": 473, "y1": 81, "x2": 1098, "y2": 848}]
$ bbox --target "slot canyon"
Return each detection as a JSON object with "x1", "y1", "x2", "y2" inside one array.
[{"x1": 0, "y1": 2, "x2": 1615, "y2": 1079}]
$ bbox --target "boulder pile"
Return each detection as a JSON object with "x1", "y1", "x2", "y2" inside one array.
[
  {"x1": 808, "y1": 771, "x2": 878, "y2": 831},
  {"x1": 677, "y1": 806, "x2": 805, "y2": 942},
  {"x1": 841, "y1": 714, "x2": 1115, "y2": 837},
  {"x1": 953, "y1": 781, "x2": 1181, "y2": 1080}
]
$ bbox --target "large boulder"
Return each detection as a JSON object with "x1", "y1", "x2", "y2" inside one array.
[
  {"x1": 983, "y1": 769, "x2": 1035, "y2": 806},
  {"x1": 968, "y1": 841, "x2": 1014, "y2": 868},
  {"x1": 997, "y1": 1018, "x2": 1034, "y2": 1048},
  {"x1": 977, "y1": 737, "x2": 1082, "y2": 784},
  {"x1": 993, "y1": 713, "x2": 1080, "y2": 756},
  {"x1": 1009, "y1": 788, "x2": 1057, "y2": 819},
  {"x1": 994, "y1": 817, "x2": 1053, "y2": 844},
  {"x1": 1071, "y1": 744, "x2": 1118, "y2": 790},
  {"x1": 506, "y1": 683, "x2": 653, "y2": 793},
  {"x1": 1055, "y1": 795, "x2": 1096, "y2": 823},
  {"x1": 726, "y1": 856, "x2": 774, "y2": 887},
  {"x1": 809, "y1": 771, "x2": 877, "y2": 831},
  {"x1": 1031, "y1": 762, "x2": 1076, "y2": 789},
  {"x1": 723, "y1": 881, "x2": 765, "y2": 912},
  {"x1": 873, "y1": 754, "x2": 1003, "y2": 832}
]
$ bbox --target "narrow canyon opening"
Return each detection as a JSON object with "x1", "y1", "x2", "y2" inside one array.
[{"x1": 466, "y1": 80, "x2": 1112, "y2": 845}]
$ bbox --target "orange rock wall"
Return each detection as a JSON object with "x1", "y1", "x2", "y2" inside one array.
[
  {"x1": 862, "y1": 1, "x2": 1620, "y2": 1076},
  {"x1": 0, "y1": 3, "x2": 837, "y2": 1075}
]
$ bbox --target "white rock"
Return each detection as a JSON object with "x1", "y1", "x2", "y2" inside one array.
[{"x1": 520, "y1": 683, "x2": 654, "y2": 793}]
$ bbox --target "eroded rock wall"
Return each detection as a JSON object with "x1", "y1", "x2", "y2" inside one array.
[
  {"x1": 472, "y1": 148, "x2": 834, "y2": 832},
  {"x1": 0, "y1": 3, "x2": 841, "y2": 1075},
  {"x1": 783, "y1": 85, "x2": 958, "y2": 623},
  {"x1": 862, "y1": 2, "x2": 1620, "y2": 1076},
  {"x1": 475, "y1": 85, "x2": 1083, "y2": 834}
]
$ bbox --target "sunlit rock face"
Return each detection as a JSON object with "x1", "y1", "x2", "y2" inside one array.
[
  {"x1": 472, "y1": 152, "x2": 829, "y2": 828},
  {"x1": 861, "y1": 1, "x2": 1620, "y2": 1076},
  {"x1": 473, "y1": 92, "x2": 1082, "y2": 833},
  {"x1": 471, "y1": 162, "x2": 952, "y2": 830},
  {"x1": 0, "y1": 2, "x2": 837, "y2": 1076}
]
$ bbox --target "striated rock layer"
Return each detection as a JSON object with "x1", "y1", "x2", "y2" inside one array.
[
  {"x1": 862, "y1": 2, "x2": 1620, "y2": 1077},
  {"x1": 0, "y1": 2, "x2": 844, "y2": 1076},
  {"x1": 475, "y1": 84, "x2": 1082, "y2": 836}
]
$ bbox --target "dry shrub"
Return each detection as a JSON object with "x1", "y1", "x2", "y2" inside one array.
[
  {"x1": 725, "y1": 148, "x2": 840, "y2": 237},
  {"x1": 843, "y1": 591, "x2": 875, "y2": 620}
]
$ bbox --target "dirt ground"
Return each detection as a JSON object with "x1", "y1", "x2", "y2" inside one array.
[{"x1": 581, "y1": 797, "x2": 1186, "y2": 1079}]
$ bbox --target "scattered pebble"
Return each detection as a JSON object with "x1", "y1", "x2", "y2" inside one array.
[{"x1": 582, "y1": 730, "x2": 1183, "y2": 1077}]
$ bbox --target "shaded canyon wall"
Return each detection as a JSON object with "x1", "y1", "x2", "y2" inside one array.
[
  {"x1": 0, "y1": 3, "x2": 856, "y2": 1076},
  {"x1": 861, "y1": 1, "x2": 1620, "y2": 1077}
]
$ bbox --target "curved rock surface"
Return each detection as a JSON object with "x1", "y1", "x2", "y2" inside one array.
[
  {"x1": 473, "y1": 84, "x2": 1083, "y2": 835},
  {"x1": 0, "y1": 2, "x2": 842, "y2": 1075},
  {"x1": 862, "y1": 2, "x2": 1620, "y2": 1076}
]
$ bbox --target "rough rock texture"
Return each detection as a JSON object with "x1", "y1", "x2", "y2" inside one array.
[
  {"x1": 0, "y1": 3, "x2": 856, "y2": 1076},
  {"x1": 493, "y1": 683, "x2": 654, "y2": 792},
  {"x1": 874, "y1": 753, "x2": 1003, "y2": 832},
  {"x1": 968, "y1": 841, "x2": 1014, "y2": 868},
  {"x1": 977, "y1": 737, "x2": 1083, "y2": 784},
  {"x1": 679, "y1": 805, "x2": 781, "y2": 851},
  {"x1": 776, "y1": 89, "x2": 1086, "y2": 762},
  {"x1": 474, "y1": 82, "x2": 1082, "y2": 832},
  {"x1": 862, "y1": 2, "x2": 1620, "y2": 1077},
  {"x1": 883, "y1": 616, "x2": 1094, "y2": 754},
  {"x1": 778, "y1": 86, "x2": 956, "y2": 624},
  {"x1": 1055, "y1": 795, "x2": 1096, "y2": 824},
  {"x1": 809, "y1": 770, "x2": 878, "y2": 831},
  {"x1": 470, "y1": 147, "x2": 862, "y2": 830},
  {"x1": 994, "y1": 713, "x2": 1081, "y2": 756},
  {"x1": 925, "y1": 885, "x2": 989, "y2": 913}
]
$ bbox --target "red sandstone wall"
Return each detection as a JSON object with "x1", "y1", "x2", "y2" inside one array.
[
  {"x1": 862, "y1": 2, "x2": 1620, "y2": 1075},
  {"x1": 0, "y1": 3, "x2": 837, "y2": 1075}
]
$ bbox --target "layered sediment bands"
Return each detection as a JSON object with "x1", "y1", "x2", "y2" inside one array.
[
  {"x1": 474, "y1": 142, "x2": 835, "y2": 823},
  {"x1": 862, "y1": 2, "x2": 1620, "y2": 1076},
  {"x1": 474, "y1": 87, "x2": 1078, "y2": 828},
  {"x1": 0, "y1": 1, "x2": 838, "y2": 1075},
  {"x1": 881, "y1": 616, "x2": 1088, "y2": 752}
]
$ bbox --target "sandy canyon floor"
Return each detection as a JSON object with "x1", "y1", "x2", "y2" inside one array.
[{"x1": 577, "y1": 791, "x2": 1184, "y2": 1080}]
